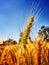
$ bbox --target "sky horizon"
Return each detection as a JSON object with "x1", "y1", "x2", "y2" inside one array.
[{"x1": 0, "y1": 0, "x2": 49, "y2": 42}]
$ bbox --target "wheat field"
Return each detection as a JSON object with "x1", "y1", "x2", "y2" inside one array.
[
  {"x1": 0, "y1": 39, "x2": 49, "y2": 65},
  {"x1": 0, "y1": 16, "x2": 49, "y2": 65}
]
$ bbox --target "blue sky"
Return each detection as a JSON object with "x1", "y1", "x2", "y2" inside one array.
[{"x1": 0, "y1": 0, "x2": 49, "y2": 41}]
